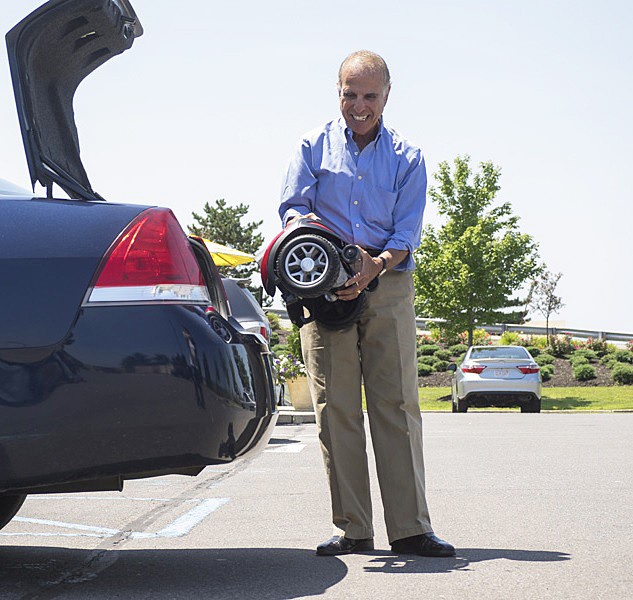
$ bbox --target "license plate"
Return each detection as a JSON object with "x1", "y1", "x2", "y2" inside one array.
[{"x1": 494, "y1": 369, "x2": 509, "y2": 377}]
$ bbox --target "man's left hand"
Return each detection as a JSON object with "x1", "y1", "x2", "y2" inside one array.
[{"x1": 335, "y1": 247, "x2": 383, "y2": 302}]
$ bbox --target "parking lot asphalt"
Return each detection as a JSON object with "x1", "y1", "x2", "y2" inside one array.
[{"x1": 1, "y1": 413, "x2": 631, "y2": 599}]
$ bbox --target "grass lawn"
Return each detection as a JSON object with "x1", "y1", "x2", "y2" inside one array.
[{"x1": 417, "y1": 386, "x2": 633, "y2": 411}]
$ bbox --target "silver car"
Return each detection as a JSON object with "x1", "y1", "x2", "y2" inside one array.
[{"x1": 448, "y1": 346, "x2": 542, "y2": 413}]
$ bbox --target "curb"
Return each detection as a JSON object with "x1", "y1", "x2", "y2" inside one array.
[{"x1": 276, "y1": 406, "x2": 316, "y2": 425}]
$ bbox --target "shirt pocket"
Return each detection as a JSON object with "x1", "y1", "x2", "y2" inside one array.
[{"x1": 363, "y1": 182, "x2": 397, "y2": 229}]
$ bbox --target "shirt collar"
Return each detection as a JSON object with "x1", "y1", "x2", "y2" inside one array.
[{"x1": 338, "y1": 117, "x2": 385, "y2": 147}]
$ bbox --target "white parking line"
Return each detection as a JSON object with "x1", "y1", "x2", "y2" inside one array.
[
  {"x1": 0, "y1": 497, "x2": 229, "y2": 539},
  {"x1": 131, "y1": 498, "x2": 229, "y2": 539},
  {"x1": 265, "y1": 443, "x2": 306, "y2": 453},
  {"x1": 11, "y1": 517, "x2": 119, "y2": 535}
]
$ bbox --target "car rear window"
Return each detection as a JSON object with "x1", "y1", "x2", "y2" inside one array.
[{"x1": 470, "y1": 347, "x2": 530, "y2": 360}]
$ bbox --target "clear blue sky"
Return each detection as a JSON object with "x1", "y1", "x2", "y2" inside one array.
[{"x1": 1, "y1": 0, "x2": 631, "y2": 333}]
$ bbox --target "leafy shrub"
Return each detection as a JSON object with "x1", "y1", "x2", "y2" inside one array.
[
  {"x1": 626, "y1": 340, "x2": 633, "y2": 352},
  {"x1": 434, "y1": 360, "x2": 449, "y2": 372},
  {"x1": 471, "y1": 329, "x2": 493, "y2": 345},
  {"x1": 434, "y1": 349, "x2": 453, "y2": 361},
  {"x1": 449, "y1": 344, "x2": 468, "y2": 356},
  {"x1": 547, "y1": 335, "x2": 576, "y2": 357},
  {"x1": 271, "y1": 343, "x2": 288, "y2": 357},
  {"x1": 612, "y1": 363, "x2": 633, "y2": 385},
  {"x1": 521, "y1": 335, "x2": 548, "y2": 349},
  {"x1": 540, "y1": 364, "x2": 554, "y2": 382},
  {"x1": 417, "y1": 362, "x2": 433, "y2": 376},
  {"x1": 526, "y1": 346, "x2": 541, "y2": 357},
  {"x1": 535, "y1": 353, "x2": 555, "y2": 366},
  {"x1": 418, "y1": 344, "x2": 440, "y2": 357},
  {"x1": 600, "y1": 353, "x2": 617, "y2": 367},
  {"x1": 583, "y1": 337, "x2": 608, "y2": 356},
  {"x1": 265, "y1": 311, "x2": 282, "y2": 331},
  {"x1": 573, "y1": 364, "x2": 596, "y2": 381},
  {"x1": 418, "y1": 355, "x2": 439, "y2": 366},
  {"x1": 569, "y1": 355, "x2": 589, "y2": 367},
  {"x1": 416, "y1": 334, "x2": 435, "y2": 346},
  {"x1": 429, "y1": 326, "x2": 462, "y2": 347},
  {"x1": 613, "y1": 349, "x2": 633, "y2": 364},
  {"x1": 286, "y1": 325, "x2": 304, "y2": 363},
  {"x1": 499, "y1": 331, "x2": 521, "y2": 346},
  {"x1": 572, "y1": 349, "x2": 598, "y2": 362},
  {"x1": 265, "y1": 312, "x2": 283, "y2": 346}
]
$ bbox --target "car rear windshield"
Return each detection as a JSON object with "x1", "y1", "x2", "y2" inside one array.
[{"x1": 470, "y1": 347, "x2": 530, "y2": 360}]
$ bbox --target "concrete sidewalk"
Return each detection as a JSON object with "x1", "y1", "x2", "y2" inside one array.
[{"x1": 277, "y1": 405, "x2": 316, "y2": 424}]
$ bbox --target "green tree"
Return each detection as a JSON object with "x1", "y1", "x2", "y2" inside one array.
[
  {"x1": 413, "y1": 156, "x2": 541, "y2": 346},
  {"x1": 188, "y1": 199, "x2": 264, "y2": 281},
  {"x1": 529, "y1": 271, "x2": 564, "y2": 344}
]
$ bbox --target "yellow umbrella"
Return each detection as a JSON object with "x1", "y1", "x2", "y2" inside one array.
[{"x1": 201, "y1": 239, "x2": 255, "y2": 267}]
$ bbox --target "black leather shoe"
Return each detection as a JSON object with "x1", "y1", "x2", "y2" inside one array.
[
  {"x1": 316, "y1": 535, "x2": 374, "y2": 556},
  {"x1": 391, "y1": 532, "x2": 456, "y2": 557}
]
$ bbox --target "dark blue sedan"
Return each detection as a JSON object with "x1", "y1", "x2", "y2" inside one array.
[{"x1": 0, "y1": 0, "x2": 277, "y2": 531}]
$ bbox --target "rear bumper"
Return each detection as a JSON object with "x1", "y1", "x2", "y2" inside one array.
[
  {"x1": 458, "y1": 377, "x2": 541, "y2": 399},
  {"x1": 460, "y1": 390, "x2": 540, "y2": 408},
  {"x1": 0, "y1": 305, "x2": 277, "y2": 494}
]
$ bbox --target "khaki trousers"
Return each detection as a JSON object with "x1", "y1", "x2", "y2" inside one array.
[{"x1": 300, "y1": 270, "x2": 433, "y2": 543}]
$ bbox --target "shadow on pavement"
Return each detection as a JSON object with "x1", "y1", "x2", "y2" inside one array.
[
  {"x1": 0, "y1": 546, "x2": 347, "y2": 599},
  {"x1": 267, "y1": 437, "x2": 304, "y2": 445},
  {"x1": 364, "y1": 547, "x2": 571, "y2": 573}
]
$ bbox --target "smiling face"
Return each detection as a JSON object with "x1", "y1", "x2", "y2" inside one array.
[{"x1": 338, "y1": 61, "x2": 390, "y2": 149}]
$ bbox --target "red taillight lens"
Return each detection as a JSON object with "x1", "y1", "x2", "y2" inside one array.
[
  {"x1": 461, "y1": 365, "x2": 486, "y2": 374},
  {"x1": 518, "y1": 365, "x2": 540, "y2": 374},
  {"x1": 259, "y1": 325, "x2": 269, "y2": 340},
  {"x1": 96, "y1": 208, "x2": 202, "y2": 286},
  {"x1": 85, "y1": 208, "x2": 211, "y2": 305}
]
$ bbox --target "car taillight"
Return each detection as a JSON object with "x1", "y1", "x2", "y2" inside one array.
[
  {"x1": 461, "y1": 364, "x2": 486, "y2": 374},
  {"x1": 518, "y1": 365, "x2": 540, "y2": 374},
  {"x1": 85, "y1": 208, "x2": 211, "y2": 305},
  {"x1": 259, "y1": 325, "x2": 269, "y2": 341}
]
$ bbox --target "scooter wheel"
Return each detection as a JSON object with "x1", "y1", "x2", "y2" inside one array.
[{"x1": 277, "y1": 234, "x2": 341, "y2": 298}]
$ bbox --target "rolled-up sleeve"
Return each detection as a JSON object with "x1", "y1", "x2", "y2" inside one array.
[
  {"x1": 385, "y1": 150, "x2": 426, "y2": 271},
  {"x1": 279, "y1": 139, "x2": 317, "y2": 227}
]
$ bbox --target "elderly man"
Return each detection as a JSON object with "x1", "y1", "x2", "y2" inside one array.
[{"x1": 279, "y1": 50, "x2": 454, "y2": 558}]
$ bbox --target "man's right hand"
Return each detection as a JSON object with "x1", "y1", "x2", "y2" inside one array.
[{"x1": 286, "y1": 212, "x2": 319, "y2": 227}]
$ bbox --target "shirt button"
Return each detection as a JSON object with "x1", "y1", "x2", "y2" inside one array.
[
  {"x1": 353, "y1": 201, "x2": 358, "y2": 205},
  {"x1": 357, "y1": 175, "x2": 362, "y2": 180},
  {"x1": 355, "y1": 223, "x2": 360, "y2": 228},
  {"x1": 354, "y1": 151, "x2": 359, "y2": 156}
]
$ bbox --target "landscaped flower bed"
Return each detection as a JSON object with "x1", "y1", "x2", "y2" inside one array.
[{"x1": 415, "y1": 331, "x2": 633, "y2": 387}]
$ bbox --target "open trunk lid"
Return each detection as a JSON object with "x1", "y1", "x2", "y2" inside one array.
[{"x1": 5, "y1": 0, "x2": 143, "y2": 200}]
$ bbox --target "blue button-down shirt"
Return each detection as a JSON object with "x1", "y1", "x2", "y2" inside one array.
[{"x1": 279, "y1": 118, "x2": 426, "y2": 271}]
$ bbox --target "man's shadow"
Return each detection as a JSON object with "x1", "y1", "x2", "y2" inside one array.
[
  {"x1": 364, "y1": 547, "x2": 571, "y2": 573},
  {"x1": 0, "y1": 546, "x2": 571, "y2": 596}
]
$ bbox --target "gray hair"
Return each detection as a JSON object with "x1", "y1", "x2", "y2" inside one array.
[{"x1": 337, "y1": 50, "x2": 391, "y2": 89}]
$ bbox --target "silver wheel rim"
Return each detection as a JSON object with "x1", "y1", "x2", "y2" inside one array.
[{"x1": 283, "y1": 241, "x2": 330, "y2": 287}]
